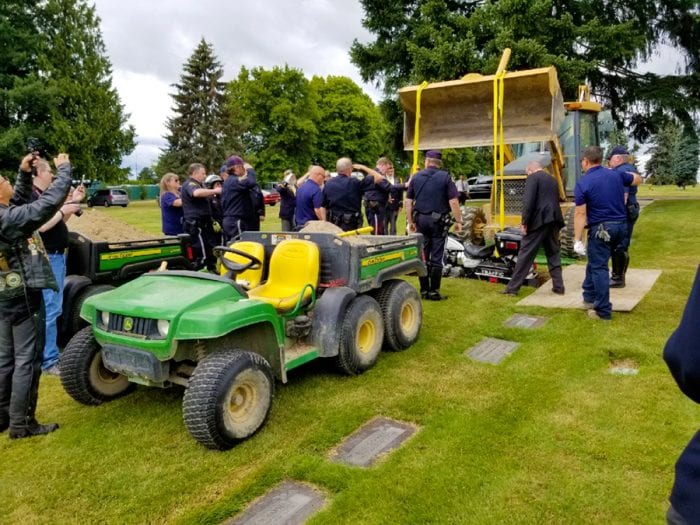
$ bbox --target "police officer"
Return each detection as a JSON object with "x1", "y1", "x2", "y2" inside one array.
[
  {"x1": 221, "y1": 155, "x2": 258, "y2": 242},
  {"x1": 276, "y1": 169, "x2": 297, "y2": 232},
  {"x1": 405, "y1": 150, "x2": 462, "y2": 301},
  {"x1": 573, "y1": 146, "x2": 641, "y2": 320},
  {"x1": 294, "y1": 166, "x2": 327, "y2": 229},
  {"x1": 363, "y1": 157, "x2": 393, "y2": 235},
  {"x1": 323, "y1": 157, "x2": 385, "y2": 232},
  {"x1": 607, "y1": 146, "x2": 640, "y2": 288},
  {"x1": 0, "y1": 152, "x2": 76, "y2": 439},
  {"x1": 181, "y1": 163, "x2": 221, "y2": 272},
  {"x1": 385, "y1": 162, "x2": 406, "y2": 236}
]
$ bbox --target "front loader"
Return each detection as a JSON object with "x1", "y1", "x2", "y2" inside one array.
[{"x1": 398, "y1": 49, "x2": 601, "y2": 255}]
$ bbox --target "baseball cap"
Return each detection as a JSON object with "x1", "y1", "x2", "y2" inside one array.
[
  {"x1": 425, "y1": 150, "x2": 442, "y2": 160},
  {"x1": 608, "y1": 146, "x2": 629, "y2": 158},
  {"x1": 225, "y1": 155, "x2": 244, "y2": 168}
]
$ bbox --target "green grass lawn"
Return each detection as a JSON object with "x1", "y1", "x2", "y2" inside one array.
[
  {"x1": 637, "y1": 183, "x2": 700, "y2": 199},
  {"x1": 2, "y1": 200, "x2": 700, "y2": 524}
]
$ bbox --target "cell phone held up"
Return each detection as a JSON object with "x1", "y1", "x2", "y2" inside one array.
[{"x1": 26, "y1": 137, "x2": 42, "y2": 176}]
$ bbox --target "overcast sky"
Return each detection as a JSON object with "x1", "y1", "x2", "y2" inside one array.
[
  {"x1": 93, "y1": 1, "x2": 687, "y2": 175},
  {"x1": 92, "y1": 0, "x2": 378, "y2": 174}
]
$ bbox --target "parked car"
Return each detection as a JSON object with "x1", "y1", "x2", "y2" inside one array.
[
  {"x1": 262, "y1": 187, "x2": 280, "y2": 206},
  {"x1": 87, "y1": 188, "x2": 129, "y2": 207},
  {"x1": 466, "y1": 176, "x2": 493, "y2": 199}
]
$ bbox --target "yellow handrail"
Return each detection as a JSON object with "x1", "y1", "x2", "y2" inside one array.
[{"x1": 411, "y1": 81, "x2": 429, "y2": 175}]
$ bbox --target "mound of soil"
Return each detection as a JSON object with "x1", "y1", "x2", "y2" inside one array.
[{"x1": 68, "y1": 208, "x2": 153, "y2": 242}]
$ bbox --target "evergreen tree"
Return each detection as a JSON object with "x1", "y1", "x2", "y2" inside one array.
[
  {"x1": 39, "y1": 0, "x2": 134, "y2": 183},
  {"x1": 351, "y1": 0, "x2": 699, "y2": 147},
  {"x1": 161, "y1": 39, "x2": 230, "y2": 175},
  {"x1": 0, "y1": 0, "x2": 134, "y2": 182},
  {"x1": 647, "y1": 121, "x2": 700, "y2": 187}
]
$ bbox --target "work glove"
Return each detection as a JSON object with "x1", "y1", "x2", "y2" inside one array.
[
  {"x1": 212, "y1": 221, "x2": 222, "y2": 233},
  {"x1": 574, "y1": 240, "x2": 586, "y2": 257}
]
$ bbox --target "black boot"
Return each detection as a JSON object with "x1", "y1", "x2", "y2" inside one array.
[
  {"x1": 9, "y1": 420, "x2": 59, "y2": 440},
  {"x1": 419, "y1": 275, "x2": 430, "y2": 299},
  {"x1": 610, "y1": 250, "x2": 629, "y2": 288},
  {"x1": 428, "y1": 267, "x2": 448, "y2": 301}
]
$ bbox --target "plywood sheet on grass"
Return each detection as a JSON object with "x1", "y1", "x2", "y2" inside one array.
[{"x1": 517, "y1": 265, "x2": 661, "y2": 311}]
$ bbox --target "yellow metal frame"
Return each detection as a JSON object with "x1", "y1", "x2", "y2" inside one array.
[{"x1": 411, "y1": 81, "x2": 429, "y2": 175}]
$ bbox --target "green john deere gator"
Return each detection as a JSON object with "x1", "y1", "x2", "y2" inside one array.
[{"x1": 60, "y1": 229, "x2": 426, "y2": 450}]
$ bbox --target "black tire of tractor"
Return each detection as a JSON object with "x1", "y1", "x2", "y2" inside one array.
[
  {"x1": 376, "y1": 280, "x2": 422, "y2": 351},
  {"x1": 335, "y1": 295, "x2": 385, "y2": 375},
  {"x1": 60, "y1": 326, "x2": 134, "y2": 405},
  {"x1": 183, "y1": 349, "x2": 274, "y2": 450},
  {"x1": 458, "y1": 206, "x2": 487, "y2": 246},
  {"x1": 560, "y1": 206, "x2": 576, "y2": 258},
  {"x1": 69, "y1": 284, "x2": 115, "y2": 337}
]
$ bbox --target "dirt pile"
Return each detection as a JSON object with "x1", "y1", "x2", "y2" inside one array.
[{"x1": 68, "y1": 209, "x2": 153, "y2": 242}]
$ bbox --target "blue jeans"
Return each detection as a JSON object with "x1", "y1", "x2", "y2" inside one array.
[
  {"x1": 41, "y1": 252, "x2": 66, "y2": 369},
  {"x1": 582, "y1": 222, "x2": 627, "y2": 319}
]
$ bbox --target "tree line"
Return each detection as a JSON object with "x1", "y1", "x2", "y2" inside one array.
[{"x1": 0, "y1": 0, "x2": 135, "y2": 182}]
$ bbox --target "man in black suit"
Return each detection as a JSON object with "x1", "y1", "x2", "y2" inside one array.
[{"x1": 502, "y1": 160, "x2": 565, "y2": 296}]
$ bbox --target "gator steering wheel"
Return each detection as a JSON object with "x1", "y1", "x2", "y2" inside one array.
[{"x1": 213, "y1": 246, "x2": 263, "y2": 275}]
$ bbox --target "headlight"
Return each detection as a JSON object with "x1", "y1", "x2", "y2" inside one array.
[
  {"x1": 156, "y1": 319, "x2": 170, "y2": 337},
  {"x1": 101, "y1": 311, "x2": 110, "y2": 327}
]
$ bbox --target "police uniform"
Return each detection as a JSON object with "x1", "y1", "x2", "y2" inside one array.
[
  {"x1": 323, "y1": 175, "x2": 373, "y2": 231},
  {"x1": 0, "y1": 161, "x2": 72, "y2": 438},
  {"x1": 363, "y1": 174, "x2": 392, "y2": 235},
  {"x1": 611, "y1": 161, "x2": 640, "y2": 287},
  {"x1": 406, "y1": 165, "x2": 458, "y2": 299},
  {"x1": 221, "y1": 172, "x2": 256, "y2": 242},
  {"x1": 181, "y1": 177, "x2": 218, "y2": 271},
  {"x1": 386, "y1": 181, "x2": 406, "y2": 235},
  {"x1": 574, "y1": 165, "x2": 635, "y2": 319}
]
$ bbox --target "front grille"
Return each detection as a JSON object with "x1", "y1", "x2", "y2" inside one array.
[{"x1": 107, "y1": 313, "x2": 155, "y2": 338}]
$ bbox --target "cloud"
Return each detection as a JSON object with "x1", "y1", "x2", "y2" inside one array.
[{"x1": 93, "y1": 0, "x2": 378, "y2": 173}]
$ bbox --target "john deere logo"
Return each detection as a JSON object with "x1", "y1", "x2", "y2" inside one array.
[{"x1": 123, "y1": 317, "x2": 134, "y2": 331}]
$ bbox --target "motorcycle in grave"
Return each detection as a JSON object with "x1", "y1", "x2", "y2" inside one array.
[{"x1": 442, "y1": 227, "x2": 538, "y2": 286}]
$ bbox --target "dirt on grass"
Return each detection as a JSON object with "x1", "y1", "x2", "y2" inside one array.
[{"x1": 68, "y1": 208, "x2": 153, "y2": 242}]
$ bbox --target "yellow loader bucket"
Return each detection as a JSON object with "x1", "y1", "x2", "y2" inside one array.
[{"x1": 399, "y1": 67, "x2": 565, "y2": 150}]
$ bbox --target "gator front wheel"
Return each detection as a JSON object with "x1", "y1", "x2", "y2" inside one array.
[
  {"x1": 60, "y1": 326, "x2": 134, "y2": 405},
  {"x1": 183, "y1": 350, "x2": 274, "y2": 450},
  {"x1": 335, "y1": 295, "x2": 384, "y2": 375}
]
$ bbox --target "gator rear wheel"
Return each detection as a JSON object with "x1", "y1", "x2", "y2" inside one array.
[
  {"x1": 458, "y1": 206, "x2": 487, "y2": 245},
  {"x1": 60, "y1": 326, "x2": 134, "y2": 405},
  {"x1": 335, "y1": 295, "x2": 384, "y2": 375},
  {"x1": 183, "y1": 350, "x2": 274, "y2": 450},
  {"x1": 376, "y1": 280, "x2": 422, "y2": 351}
]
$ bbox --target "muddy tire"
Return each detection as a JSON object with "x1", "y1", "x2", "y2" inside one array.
[
  {"x1": 60, "y1": 326, "x2": 134, "y2": 405},
  {"x1": 376, "y1": 280, "x2": 422, "y2": 351},
  {"x1": 183, "y1": 350, "x2": 274, "y2": 450},
  {"x1": 458, "y1": 206, "x2": 487, "y2": 245},
  {"x1": 335, "y1": 295, "x2": 384, "y2": 375},
  {"x1": 69, "y1": 284, "x2": 115, "y2": 336},
  {"x1": 560, "y1": 206, "x2": 580, "y2": 258}
]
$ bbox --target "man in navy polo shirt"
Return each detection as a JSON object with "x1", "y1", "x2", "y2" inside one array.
[
  {"x1": 573, "y1": 146, "x2": 641, "y2": 320},
  {"x1": 294, "y1": 166, "x2": 326, "y2": 230}
]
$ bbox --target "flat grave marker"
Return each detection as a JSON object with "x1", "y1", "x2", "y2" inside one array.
[
  {"x1": 330, "y1": 417, "x2": 417, "y2": 468},
  {"x1": 227, "y1": 480, "x2": 326, "y2": 525},
  {"x1": 503, "y1": 313, "x2": 548, "y2": 329},
  {"x1": 467, "y1": 337, "x2": 520, "y2": 365}
]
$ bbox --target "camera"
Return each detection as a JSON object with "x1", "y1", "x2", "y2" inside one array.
[{"x1": 26, "y1": 137, "x2": 42, "y2": 176}]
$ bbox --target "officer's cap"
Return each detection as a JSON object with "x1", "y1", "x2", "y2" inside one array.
[
  {"x1": 425, "y1": 150, "x2": 442, "y2": 160},
  {"x1": 608, "y1": 146, "x2": 629, "y2": 158}
]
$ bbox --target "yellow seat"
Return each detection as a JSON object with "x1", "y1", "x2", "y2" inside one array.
[
  {"x1": 247, "y1": 240, "x2": 319, "y2": 313},
  {"x1": 219, "y1": 241, "x2": 265, "y2": 289}
]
